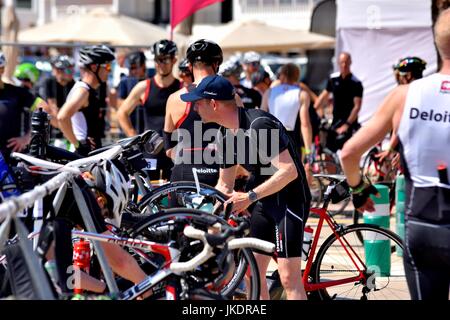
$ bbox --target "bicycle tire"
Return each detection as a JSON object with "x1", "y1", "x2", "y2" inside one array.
[
  {"x1": 137, "y1": 181, "x2": 228, "y2": 216},
  {"x1": 127, "y1": 208, "x2": 260, "y2": 300},
  {"x1": 311, "y1": 224, "x2": 409, "y2": 300}
]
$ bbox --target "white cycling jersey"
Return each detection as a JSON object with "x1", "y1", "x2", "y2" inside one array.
[
  {"x1": 268, "y1": 84, "x2": 301, "y2": 131},
  {"x1": 398, "y1": 73, "x2": 450, "y2": 187},
  {"x1": 67, "y1": 81, "x2": 89, "y2": 141}
]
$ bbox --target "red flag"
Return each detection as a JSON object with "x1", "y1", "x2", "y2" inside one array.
[{"x1": 170, "y1": 0, "x2": 224, "y2": 37}]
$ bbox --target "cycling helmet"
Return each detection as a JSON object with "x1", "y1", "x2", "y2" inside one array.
[
  {"x1": 178, "y1": 58, "x2": 191, "y2": 73},
  {"x1": 78, "y1": 45, "x2": 115, "y2": 66},
  {"x1": 126, "y1": 51, "x2": 146, "y2": 67},
  {"x1": 50, "y1": 55, "x2": 75, "y2": 69},
  {"x1": 242, "y1": 51, "x2": 261, "y2": 64},
  {"x1": 86, "y1": 159, "x2": 129, "y2": 227},
  {"x1": 151, "y1": 39, "x2": 178, "y2": 57},
  {"x1": 186, "y1": 39, "x2": 223, "y2": 66},
  {"x1": 251, "y1": 69, "x2": 270, "y2": 87},
  {"x1": 0, "y1": 52, "x2": 6, "y2": 68},
  {"x1": 393, "y1": 56, "x2": 427, "y2": 78},
  {"x1": 218, "y1": 59, "x2": 242, "y2": 79},
  {"x1": 14, "y1": 62, "x2": 40, "y2": 84}
]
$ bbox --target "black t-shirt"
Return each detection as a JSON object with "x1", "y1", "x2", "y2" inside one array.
[
  {"x1": 326, "y1": 72, "x2": 363, "y2": 126},
  {"x1": 0, "y1": 83, "x2": 37, "y2": 160},
  {"x1": 234, "y1": 84, "x2": 262, "y2": 109},
  {"x1": 43, "y1": 77, "x2": 75, "y2": 109},
  {"x1": 218, "y1": 108, "x2": 311, "y2": 203}
]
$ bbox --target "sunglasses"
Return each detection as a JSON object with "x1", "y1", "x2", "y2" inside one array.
[
  {"x1": 154, "y1": 57, "x2": 173, "y2": 65},
  {"x1": 100, "y1": 63, "x2": 112, "y2": 72}
]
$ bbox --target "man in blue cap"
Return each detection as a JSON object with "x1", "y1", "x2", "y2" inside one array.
[{"x1": 181, "y1": 75, "x2": 311, "y2": 300}]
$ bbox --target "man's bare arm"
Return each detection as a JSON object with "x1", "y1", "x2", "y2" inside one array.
[
  {"x1": 314, "y1": 89, "x2": 329, "y2": 118},
  {"x1": 299, "y1": 90, "x2": 312, "y2": 152},
  {"x1": 341, "y1": 85, "x2": 408, "y2": 186},
  {"x1": 57, "y1": 88, "x2": 89, "y2": 145}
]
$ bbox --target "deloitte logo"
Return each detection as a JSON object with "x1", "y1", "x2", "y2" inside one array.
[{"x1": 409, "y1": 107, "x2": 450, "y2": 123}]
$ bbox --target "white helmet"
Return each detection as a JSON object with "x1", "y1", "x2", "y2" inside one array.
[
  {"x1": 242, "y1": 51, "x2": 261, "y2": 64},
  {"x1": 86, "y1": 159, "x2": 129, "y2": 227}
]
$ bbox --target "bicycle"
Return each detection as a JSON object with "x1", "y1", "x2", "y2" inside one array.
[{"x1": 268, "y1": 174, "x2": 409, "y2": 300}]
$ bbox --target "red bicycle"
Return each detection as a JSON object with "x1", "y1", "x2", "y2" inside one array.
[{"x1": 269, "y1": 174, "x2": 409, "y2": 300}]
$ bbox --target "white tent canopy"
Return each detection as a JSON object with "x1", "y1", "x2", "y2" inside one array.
[
  {"x1": 18, "y1": 8, "x2": 189, "y2": 47},
  {"x1": 336, "y1": 0, "x2": 437, "y2": 125},
  {"x1": 191, "y1": 20, "x2": 335, "y2": 53}
]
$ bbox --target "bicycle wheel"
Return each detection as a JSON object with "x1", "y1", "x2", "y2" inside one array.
[
  {"x1": 311, "y1": 224, "x2": 409, "y2": 300},
  {"x1": 137, "y1": 181, "x2": 228, "y2": 216},
  {"x1": 127, "y1": 208, "x2": 260, "y2": 300}
]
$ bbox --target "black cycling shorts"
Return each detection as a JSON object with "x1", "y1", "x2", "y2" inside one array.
[{"x1": 249, "y1": 194, "x2": 310, "y2": 259}]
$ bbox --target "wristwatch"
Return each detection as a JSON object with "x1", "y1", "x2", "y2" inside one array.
[{"x1": 247, "y1": 190, "x2": 258, "y2": 203}]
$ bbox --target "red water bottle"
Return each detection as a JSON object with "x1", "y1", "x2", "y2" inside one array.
[{"x1": 73, "y1": 239, "x2": 91, "y2": 294}]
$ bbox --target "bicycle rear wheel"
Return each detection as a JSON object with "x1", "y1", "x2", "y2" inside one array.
[
  {"x1": 127, "y1": 209, "x2": 260, "y2": 300},
  {"x1": 311, "y1": 224, "x2": 409, "y2": 300}
]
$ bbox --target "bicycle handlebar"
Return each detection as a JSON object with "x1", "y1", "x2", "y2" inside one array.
[{"x1": 169, "y1": 222, "x2": 274, "y2": 273}]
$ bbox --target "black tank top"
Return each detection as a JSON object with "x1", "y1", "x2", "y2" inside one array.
[
  {"x1": 173, "y1": 101, "x2": 219, "y2": 166},
  {"x1": 141, "y1": 77, "x2": 181, "y2": 135},
  {"x1": 80, "y1": 81, "x2": 103, "y2": 146}
]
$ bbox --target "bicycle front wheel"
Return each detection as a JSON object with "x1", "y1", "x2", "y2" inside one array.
[{"x1": 311, "y1": 224, "x2": 409, "y2": 300}]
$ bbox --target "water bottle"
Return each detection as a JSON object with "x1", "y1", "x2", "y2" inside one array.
[
  {"x1": 301, "y1": 226, "x2": 314, "y2": 261},
  {"x1": 29, "y1": 108, "x2": 51, "y2": 158},
  {"x1": 0, "y1": 151, "x2": 21, "y2": 201},
  {"x1": 73, "y1": 239, "x2": 91, "y2": 294}
]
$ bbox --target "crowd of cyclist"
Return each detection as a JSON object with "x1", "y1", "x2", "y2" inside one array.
[{"x1": 1, "y1": 7, "x2": 450, "y2": 301}]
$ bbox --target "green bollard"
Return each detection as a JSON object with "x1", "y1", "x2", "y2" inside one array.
[
  {"x1": 363, "y1": 184, "x2": 391, "y2": 276},
  {"x1": 395, "y1": 175, "x2": 406, "y2": 256}
]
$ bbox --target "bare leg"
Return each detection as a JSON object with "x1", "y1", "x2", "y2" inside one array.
[
  {"x1": 277, "y1": 257, "x2": 306, "y2": 300},
  {"x1": 253, "y1": 253, "x2": 272, "y2": 300}
]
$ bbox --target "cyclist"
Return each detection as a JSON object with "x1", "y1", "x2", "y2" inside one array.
[
  {"x1": 219, "y1": 59, "x2": 262, "y2": 109},
  {"x1": 0, "y1": 52, "x2": 48, "y2": 163},
  {"x1": 181, "y1": 75, "x2": 311, "y2": 300},
  {"x1": 42, "y1": 55, "x2": 76, "y2": 146},
  {"x1": 178, "y1": 58, "x2": 194, "y2": 88},
  {"x1": 251, "y1": 69, "x2": 272, "y2": 96},
  {"x1": 116, "y1": 51, "x2": 147, "y2": 134},
  {"x1": 240, "y1": 51, "x2": 261, "y2": 89},
  {"x1": 340, "y1": 8, "x2": 450, "y2": 300},
  {"x1": 44, "y1": 159, "x2": 148, "y2": 296},
  {"x1": 314, "y1": 52, "x2": 363, "y2": 152},
  {"x1": 14, "y1": 62, "x2": 40, "y2": 94},
  {"x1": 117, "y1": 39, "x2": 180, "y2": 180},
  {"x1": 57, "y1": 45, "x2": 115, "y2": 155},
  {"x1": 163, "y1": 39, "x2": 226, "y2": 186}
]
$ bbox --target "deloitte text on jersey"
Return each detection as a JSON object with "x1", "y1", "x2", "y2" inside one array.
[{"x1": 409, "y1": 107, "x2": 450, "y2": 123}]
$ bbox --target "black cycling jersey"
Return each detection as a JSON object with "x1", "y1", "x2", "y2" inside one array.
[
  {"x1": 79, "y1": 81, "x2": 104, "y2": 148},
  {"x1": 0, "y1": 83, "x2": 37, "y2": 162},
  {"x1": 219, "y1": 107, "x2": 310, "y2": 199},
  {"x1": 234, "y1": 84, "x2": 261, "y2": 109},
  {"x1": 170, "y1": 101, "x2": 220, "y2": 186},
  {"x1": 217, "y1": 107, "x2": 311, "y2": 258},
  {"x1": 141, "y1": 77, "x2": 180, "y2": 135},
  {"x1": 141, "y1": 77, "x2": 180, "y2": 180}
]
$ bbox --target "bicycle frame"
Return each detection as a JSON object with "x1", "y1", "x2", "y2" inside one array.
[{"x1": 302, "y1": 206, "x2": 369, "y2": 292}]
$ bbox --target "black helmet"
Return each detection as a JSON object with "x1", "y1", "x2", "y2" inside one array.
[
  {"x1": 251, "y1": 69, "x2": 270, "y2": 87},
  {"x1": 78, "y1": 45, "x2": 115, "y2": 66},
  {"x1": 186, "y1": 39, "x2": 223, "y2": 66},
  {"x1": 151, "y1": 39, "x2": 178, "y2": 57},
  {"x1": 51, "y1": 55, "x2": 75, "y2": 69},
  {"x1": 178, "y1": 58, "x2": 191, "y2": 73},
  {"x1": 218, "y1": 59, "x2": 242, "y2": 78},
  {"x1": 393, "y1": 56, "x2": 427, "y2": 78},
  {"x1": 126, "y1": 51, "x2": 146, "y2": 67}
]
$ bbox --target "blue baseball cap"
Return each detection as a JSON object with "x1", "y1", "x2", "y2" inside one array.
[{"x1": 180, "y1": 75, "x2": 236, "y2": 102}]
